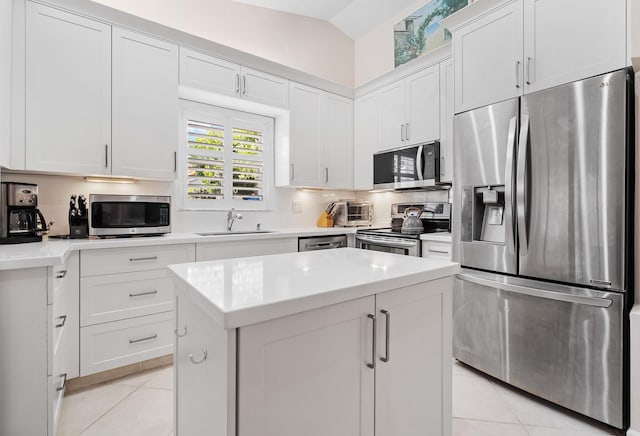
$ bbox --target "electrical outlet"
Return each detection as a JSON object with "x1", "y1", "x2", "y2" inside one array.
[{"x1": 292, "y1": 200, "x2": 302, "y2": 214}]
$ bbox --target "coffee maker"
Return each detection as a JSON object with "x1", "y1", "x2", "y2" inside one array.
[{"x1": 0, "y1": 182, "x2": 48, "y2": 244}]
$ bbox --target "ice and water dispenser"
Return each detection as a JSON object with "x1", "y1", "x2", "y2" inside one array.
[{"x1": 460, "y1": 185, "x2": 506, "y2": 244}]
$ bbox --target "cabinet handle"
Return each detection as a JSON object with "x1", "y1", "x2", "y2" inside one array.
[
  {"x1": 400, "y1": 124, "x2": 405, "y2": 141},
  {"x1": 441, "y1": 156, "x2": 445, "y2": 177},
  {"x1": 189, "y1": 348, "x2": 208, "y2": 365},
  {"x1": 515, "y1": 61, "x2": 521, "y2": 89},
  {"x1": 105, "y1": 144, "x2": 109, "y2": 168},
  {"x1": 129, "y1": 334, "x2": 158, "y2": 344},
  {"x1": 55, "y1": 270, "x2": 67, "y2": 279},
  {"x1": 55, "y1": 315, "x2": 67, "y2": 328},
  {"x1": 290, "y1": 163, "x2": 294, "y2": 181},
  {"x1": 175, "y1": 324, "x2": 188, "y2": 338},
  {"x1": 129, "y1": 290, "x2": 158, "y2": 298},
  {"x1": 242, "y1": 76, "x2": 247, "y2": 95},
  {"x1": 380, "y1": 309, "x2": 390, "y2": 363},
  {"x1": 325, "y1": 167, "x2": 329, "y2": 184},
  {"x1": 56, "y1": 373, "x2": 68, "y2": 392},
  {"x1": 235, "y1": 73, "x2": 240, "y2": 94},
  {"x1": 367, "y1": 314, "x2": 376, "y2": 369},
  {"x1": 405, "y1": 123, "x2": 410, "y2": 141},
  {"x1": 428, "y1": 248, "x2": 450, "y2": 254},
  {"x1": 526, "y1": 57, "x2": 532, "y2": 85},
  {"x1": 129, "y1": 256, "x2": 158, "y2": 262},
  {"x1": 174, "y1": 151, "x2": 177, "y2": 172}
]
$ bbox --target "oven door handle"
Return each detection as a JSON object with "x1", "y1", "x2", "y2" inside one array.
[{"x1": 356, "y1": 235, "x2": 418, "y2": 249}]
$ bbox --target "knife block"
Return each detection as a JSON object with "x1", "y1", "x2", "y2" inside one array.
[
  {"x1": 317, "y1": 211, "x2": 334, "y2": 228},
  {"x1": 69, "y1": 223, "x2": 88, "y2": 239}
]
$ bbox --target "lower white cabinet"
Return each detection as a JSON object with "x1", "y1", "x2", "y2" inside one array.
[
  {"x1": 196, "y1": 238, "x2": 297, "y2": 261},
  {"x1": 175, "y1": 277, "x2": 452, "y2": 436},
  {"x1": 422, "y1": 239, "x2": 452, "y2": 260}
]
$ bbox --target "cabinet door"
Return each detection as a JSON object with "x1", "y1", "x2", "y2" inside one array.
[
  {"x1": 289, "y1": 82, "x2": 323, "y2": 186},
  {"x1": 454, "y1": 0, "x2": 524, "y2": 113},
  {"x1": 176, "y1": 289, "x2": 236, "y2": 436},
  {"x1": 523, "y1": 0, "x2": 627, "y2": 94},
  {"x1": 378, "y1": 81, "x2": 406, "y2": 150},
  {"x1": 241, "y1": 67, "x2": 289, "y2": 108},
  {"x1": 324, "y1": 93, "x2": 354, "y2": 189},
  {"x1": 238, "y1": 296, "x2": 375, "y2": 436},
  {"x1": 112, "y1": 28, "x2": 178, "y2": 179},
  {"x1": 375, "y1": 279, "x2": 452, "y2": 436},
  {"x1": 25, "y1": 3, "x2": 111, "y2": 174},
  {"x1": 439, "y1": 58, "x2": 454, "y2": 183},
  {"x1": 354, "y1": 92, "x2": 379, "y2": 190},
  {"x1": 179, "y1": 48, "x2": 240, "y2": 97},
  {"x1": 406, "y1": 65, "x2": 440, "y2": 145}
]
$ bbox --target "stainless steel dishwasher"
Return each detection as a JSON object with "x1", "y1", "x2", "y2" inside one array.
[{"x1": 298, "y1": 235, "x2": 348, "y2": 252}]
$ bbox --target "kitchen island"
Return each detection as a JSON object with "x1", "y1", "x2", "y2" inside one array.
[{"x1": 169, "y1": 248, "x2": 459, "y2": 436}]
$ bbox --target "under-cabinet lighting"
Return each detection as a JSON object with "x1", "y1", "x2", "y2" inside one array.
[{"x1": 84, "y1": 176, "x2": 137, "y2": 184}]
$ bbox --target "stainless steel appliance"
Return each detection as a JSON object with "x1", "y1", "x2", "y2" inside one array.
[
  {"x1": 298, "y1": 235, "x2": 348, "y2": 252},
  {"x1": 0, "y1": 182, "x2": 48, "y2": 244},
  {"x1": 89, "y1": 194, "x2": 171, "y2": 237},
  {"x1": 356, "y1": 202, "x2": 450, "y2": 256},
  {"x1": 332, "y1": 200, "x2": 373, "y2": 227},
  {"x1": 452, "y1": 68, "x2": 632, "y2": 429},
  {"x1": 373, "y1": 141, "x2": 440, "y2": 190}
]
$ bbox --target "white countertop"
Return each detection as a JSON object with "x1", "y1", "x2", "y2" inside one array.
[
  {"x1": 169, "y1": 247, "x2": 460, "y2": 329},
  {"x1": 0, "y1": 227, "x2": 357, "y2": 271}
]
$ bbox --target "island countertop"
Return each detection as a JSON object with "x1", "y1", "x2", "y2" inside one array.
[{"x1": 168, "y1": 247, "x2": 460, "y2": 329}]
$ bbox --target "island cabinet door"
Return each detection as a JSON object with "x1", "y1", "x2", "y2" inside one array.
[
  {"x1": 374, "y1": 277, "x2": 453, "y2": 436},
  {"x1": 238, "y1": 296, "x2": 376, "y2": 436}
]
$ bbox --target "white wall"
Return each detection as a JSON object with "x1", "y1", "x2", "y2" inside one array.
[
  {"x1": 0, "y1": 0, "x2": 11, "y2": 167},
  {"x1": 89, "y1": 0, "x2": 355, "y2": 88}
]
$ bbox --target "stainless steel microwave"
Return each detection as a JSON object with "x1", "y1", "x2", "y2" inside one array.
[
  {"x1": 89, "y1": 194, "x2": 171, "y2": 237},
  {"x1": 373, "y1": 141, "x2": 440, "y2": 190}
]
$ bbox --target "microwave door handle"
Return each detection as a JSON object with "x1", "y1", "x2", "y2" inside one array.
[
  {"x1": 416, "y1": 145, "x2": 424, "y2": 181},
  {"x1": 517, "y1": 115, "x2": 530, "y2": 255}
]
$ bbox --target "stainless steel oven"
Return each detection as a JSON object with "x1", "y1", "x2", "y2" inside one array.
[
  {"x1": 355, "y1": 233, "x2": 420, "y2": 256},
  {"x1": 89, "y1": 194, "x2": 171, "y2": 237}
]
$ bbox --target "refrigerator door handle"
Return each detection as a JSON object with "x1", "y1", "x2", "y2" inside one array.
[
  {"x1": 504, "y1": 116, "x2": 518, "y2": 258},
  {"x1": 455, "y1": 273, "x2": 613, "y2": 308},
  {"x1": 517, "y1": 114, "x2": 530, "y2": 255}
]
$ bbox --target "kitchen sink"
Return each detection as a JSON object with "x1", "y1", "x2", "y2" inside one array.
[{"x1": 196, "y1": 230, "x2": 275, "y2": 236}]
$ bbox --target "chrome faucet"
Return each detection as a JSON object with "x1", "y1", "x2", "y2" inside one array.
[{"x1": 227, "y1": 208, "x2": 243, "y2": 231}]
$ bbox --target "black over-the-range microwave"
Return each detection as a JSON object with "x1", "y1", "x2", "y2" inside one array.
[
  {"x1": 89, "y1": 194, "x2": 171, "y2": 237},
  {"x1": 373, "y1": 141, "x2": 440, "y2": 190}
]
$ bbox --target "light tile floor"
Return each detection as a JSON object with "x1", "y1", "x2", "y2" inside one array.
[{"x1": 59, "y1": 361, "x2": 622, "y2": 435}]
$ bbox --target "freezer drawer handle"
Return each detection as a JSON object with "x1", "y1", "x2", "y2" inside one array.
[
  {"x1": 380, "y1": 309, "x2": 390, "y2": 363},
  {"x1": 367, "y1": 314, "x2": 376, "y2": 369},
  {"x1": 455, "y1": 273, "x2": 613, "y2": 308}
]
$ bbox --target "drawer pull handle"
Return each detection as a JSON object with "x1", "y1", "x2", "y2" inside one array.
[
  {"x1": 380, "y1": 309, "x2": 390, "y2": 363},
  {"x1": 56, "y1": 373, "x2": 67, "y2": 392},
  {"x1": 189, "y1": 348, "x2": 208, "y2": 365},
  {"x1": 129, "y1": 290, "x2": 158, "y2": 298},
  {"x1": 175, "y1": 325, "x2": 188, "y2": 338},
  {"x1": 129, "y1": 334, "x2": 158, "y2": 344},
  {"x1": 129, "y1": 256, "x2": 158, "y2": 262},
  {"x1": 55, "y1": 315, "x2": 67, "y2": 328},
  {"x1": 428, "y1": 249, "x2": 450, "y2": 254},
  {"x1": 55, "y1": 270, "x2": 67, "y2": 279}
]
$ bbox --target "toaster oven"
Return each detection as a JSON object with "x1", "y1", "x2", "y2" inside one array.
[{"x1": 333, "y1": 201, "x2": 373, "y2": 227}]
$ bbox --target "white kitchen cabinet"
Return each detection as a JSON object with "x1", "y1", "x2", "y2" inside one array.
[
  {"x1": 112, "y1": 28, "x2": 179, "y2": 179},
  {"x1": 25, "y1": 2, "x2": 111, "y2": 174},
  {"x1": 379, "y1": 65, "x2": 440, "y2": 150},
  {"x1": 422, "y1": 239, "x2": 452, "y2": 260},
  {"x1": 375, "y1": 279, "x2": 452, "y2": 436},
  {"x1": 179, "y1": 48, "x2": 289, "y2": 108},
  {"x1": 238, "y1": 296, "x2": 376, "y2": 436},
  {"x1": 439, "y1": 58, "x2": 454, "y2": 183},
  {"x1": 353, "y1": 92, "x2": 379, "y2": 190},
  {"x1": 453, "y1": 0, "x2": 524, "y2": 113},
  {"x1": 196, "y1": 238, "x2": 297, "y2": 261},
  {"x1": 283, "y1": 82, "x2": 354, "y2": 189},
  {"x1": 522, "y1": 0, "x2": 626, "y2": 94}
]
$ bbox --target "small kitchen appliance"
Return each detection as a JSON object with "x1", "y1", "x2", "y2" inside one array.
[
  {"x1": 89, "y1": 194, "x2": 171, "y2": 237},
  {"x1": 332, "y1": 200, "x2": 373, "y2": 227},
  {"x1": 356, "y1": 202, "x2": 450, "y2": 256},
  {"x1": 0, "y1": 182, "x2": 48, "y2": 244},
  {"x1": 373, "y1": 141, "x2": 440, "y2": 190}
]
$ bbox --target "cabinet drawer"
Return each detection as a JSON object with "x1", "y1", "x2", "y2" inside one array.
[
  {"x1": 81, "y1": 269, "x2": 175, "y2": 326},
  {"x1": 81, "y1": 244, "x2": 195, "y2": 276},
  {"x1": 80, "y1": 311, "x2": 174, "y2": 376},
  {"x1": 422, "y1": 240, "x2": 452, "y2": 259}
]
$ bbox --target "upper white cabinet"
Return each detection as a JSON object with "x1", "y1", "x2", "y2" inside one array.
[
  {"x1": 453, "y1": 1, "x2": 524, "y2": 114},
  {"x1": 112, "y1": 29, "x2": 179, "y2": 179},
  {"x1": 439, "y1": 58, "x2": 454, "y2": 183},
  {"x1": 280, "y1": 82, "x2": 354, "y2": 189},
  {"x1": 25, "y1": 2, "x2": 111, "y2": 174},
  {"x1": 378, "y1": 65, "x2": 440, "y2": 151},
  {"x1": 353, "y1": 92, "x2": 379, "y2": 190},
  {"x1": 179, "y1": 48, "x2": 289, "y2": 108},
  {"x1": 522, "y1": 0, "x2": 626, "y2": 94},
  {"x1": 451, "y1": 0, "x2": 627, "y2": 113}
]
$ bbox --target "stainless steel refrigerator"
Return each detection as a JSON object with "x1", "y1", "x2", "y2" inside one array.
[{"x1": 451, "y1": 68, "x2": 633, "y2": 429}]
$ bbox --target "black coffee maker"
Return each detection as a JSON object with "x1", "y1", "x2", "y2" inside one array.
[{"x1": 0, "y1": 182, "x2": 48, "y2": 244}]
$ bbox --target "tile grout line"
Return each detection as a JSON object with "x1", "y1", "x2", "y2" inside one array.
[{"x1": 77, "y1": 383, "x2": 141, "y2": 436}]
